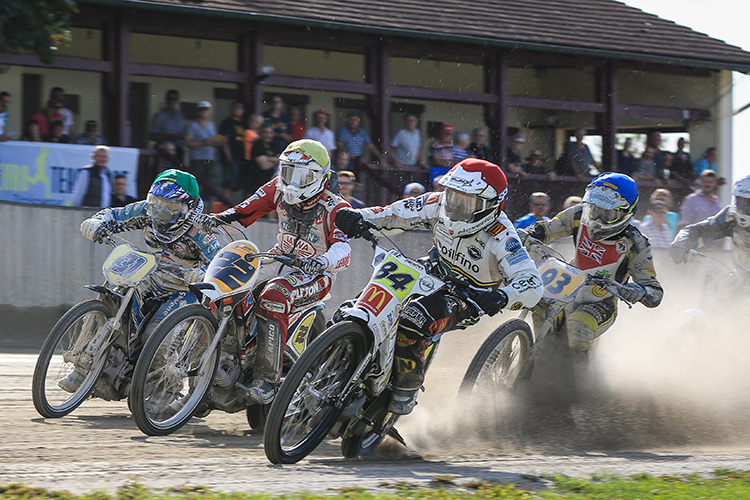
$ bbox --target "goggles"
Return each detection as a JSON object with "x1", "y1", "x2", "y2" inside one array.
[
  {"x1": 280, "y1": 163, "x2": 319, "y2": 189},
  {"x1": 146, "y1": 193, "x2": 188, "y2": 223},
  {"x1": 442, "y1": 188, "x2": 495, "y2": 222}
]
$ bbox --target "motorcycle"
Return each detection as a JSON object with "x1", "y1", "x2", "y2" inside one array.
[
  {"x1": 128, "y1": 239, "x2": 326, "y2": 436},
  {"x1": 459, "y1": 237, "x2": 633, "y2": 398},
  {"x1": 263, "y1": 222, "x2": 478, "y2": 464},
  {"x1": 32, "y1": 226, "x2": 194, "y2": 418}
]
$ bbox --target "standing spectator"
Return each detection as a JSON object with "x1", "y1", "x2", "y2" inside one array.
[
  {"x1": 185, "y1": 101, "x2": 223, "y2": 189},
  {"x1": 646, "y1": 131, "x2": 664, "y2": 170},
  {"x1": 563, "y1": 195, "x2": 582, "y2": 209},
  {"x1": 693, "y1": 147, "x2": 718, "y2": 177},
  {"x1": 641, "y1": 188, "x2": 679, "y2": 238},
  {"x1": 248, "y1": 125, "x2": 281, "y2": 195},
  {"x1": 109, "y1": 174, "x2": 137, "y2": 208},
  {"x1": 431, "y1": 175, "x2": 445, "y2": 193},
  {"x1": 679, "y1": 170, "x2": 723, "y2": 229},
  {"x1": 639, "y1": 200, "x2": 673, "y2": 249},
  {"x1": 156, "y1": 141, "x2": 184, "y2": 173},
  {"x1": 30, "y1": 100, "x2": 63, "y2": 137},
  {"x1": 304, "y1": 109, "x2": 336, "y2": 155},
  {"x1": 513, "y1": 192, "x2": 551, "y2": 229},
  {"x1": 617, "y1": 137, "x2": 637, "y2": 176},
  {"x1": 21, "y1": 119, "x2": 42, "y2": 142},
  {"x1": 289, "y1": 105, "x2": 306, "y2": 142},
  {"x1": 564, "y1": 128, "x2": 602, "y2": 179},
  {"x1": 43, "y1": 120, "x2": 70, "y2": 143},
  {"x1": 150, "y1": 89, "x2": 186, "y2": 159},
  {"x1": 390, "y1": 114, "x2": 423, "y2": 168},
  {"x1": 469, "y1": 127, "x2": 493, "y2": 162},
  {"x1": 671, "y1": 137, "x2": 695, "y2": 183},
  {"x1": 49, "y1": 87, "x2": 75, "y2": 136},
  {"x1": 505, "y1": 133, "x2": 527, "y2": 176},
  {"x1": 219, "y1": 101, "x2": 246, "y2": 198},
  {"x1": 332, "y1": 149, "x2": 352, "y2": 172},
  {"x1": 523, "y1": 150, "x2": 556, "y2": 179},
  {"x1": 453, "y1": 131, "x2": 472, "y2": 163},
  {"x1": 337, "y1": 170, "x2": 365, "y2": 208},
  {"x1": 71, "y1": 146, "x2": 113, "y2": 208},
  {"x1": 403, "y1": 182, "x2": 425, "y2": 199},
  {"x1": 336, "y1": 110, "x2": 382, "y2": 167},
  {"x1": 263, "y1": 95, "x2": 291, "y2": 151},
  {"x1": 244, "y1": 113, "x2": 264, "y2": 162},
  {"x1": 0, "y1": 91, "x2": 13, "y2": 141},
  {"x1": 75, "y1": 120, "x2": 107, "y2": 146},
  {"x1": 428, "y1": 124, "x2": 455, "y2": 169},
  {"x1": 633, "y1": 146, "x2": 663, "y2": 181}
]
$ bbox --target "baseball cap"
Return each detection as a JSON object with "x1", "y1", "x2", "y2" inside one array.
[
  {"x1": 314, "y1": 108, "x2": 328, "y2": 116},
  {"x1": 347, "y1": 110, "x2": 361, "y2": 117},
  {"x1": 512, "y1": 133, "x2": 525, "y2": 143},
  {"x1": 404, "y1": 182, "x2": 426, "y2": 196},
  {"x1": 231, "y1": 100, "x2": 244, "y2": 108},
  {"x1": 197, "y1": 101, "x2": 212, "y2": 109},
  {"x1": 441, "y1": 124, "x2": 454, "y2": 134},
  {"x1": 85, "y1": 120, "x2": 98, "y2": 129}
]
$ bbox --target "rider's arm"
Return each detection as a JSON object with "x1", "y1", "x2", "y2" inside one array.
[
  {"x1": 673, "y1": 206, "x2": 734, "y2": 250},
  {"x1": 626, "y1": 229, "x2": 663, "y2": 308},
  {"x1": 491, "y1": 224, "x2": 544, "y2": 310},
  {"x1": 316, "y1": 203, "x2": 353, "y2": 274},
  {"x1": 214, "y1": 179, "x2": 278, "y2": 227},
  {"x1": 360, "y1": 192, "x2": 441, "y2": 231},
  {"x1": 524, "y1": 205, "x2": 579, "y2": 243},
  {"x1": 83, "y1": 201, "x2": 150, "y2": 231}
]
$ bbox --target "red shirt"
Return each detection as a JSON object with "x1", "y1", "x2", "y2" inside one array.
[{"x1": 30, "y1": 111, "x2": 63, "y2": 136}]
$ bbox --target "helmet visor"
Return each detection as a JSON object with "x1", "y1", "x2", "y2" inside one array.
[
  {"x1": 442, "y1": 188, "x2": 480, "y2": 222},
  {"x1": 146, "y1": 193, "x2": 188, "y2": 223},
  {"x1": 737, "y1": 197, "x2": 750, "y2": 217},
  {"x1": 280, "y1": 163, "x2": 318, "y2": 189}
]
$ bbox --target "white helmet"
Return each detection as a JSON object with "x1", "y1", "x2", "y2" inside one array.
[
  {"x1": 438, "y1": 158, "x2": 508, "y2": 237},
  {"x1": 729, "y1": 174, "x2": 750, "y2": 228},
  {"x1": 277, "y1": 139, "x2": 331, "y2": 207}
]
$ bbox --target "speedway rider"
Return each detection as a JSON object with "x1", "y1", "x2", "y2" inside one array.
[
  {"x1": 670, "y1": 174, "x2": 750, "y2": 280},
  {"x1": 60, "y1": 169, "x2": 221, "y2": 392},
  {"x1": 208, "y1": 139, "x2": 351, "y2": 405},
  {"x1": 335, "y1": 158, "x2": 543, "y2": 415},
  {"x1": 519, "y1": 172, "x2": 663, "y2": 363}
]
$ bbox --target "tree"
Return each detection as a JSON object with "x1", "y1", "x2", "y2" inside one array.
[{"x1": 0, "y1": 0, "x2": 79, "y2": 64}]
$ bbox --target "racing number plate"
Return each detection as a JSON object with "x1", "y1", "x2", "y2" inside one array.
[{"x1": 539, "y1": 259, "x2": 585, "y2": 301}]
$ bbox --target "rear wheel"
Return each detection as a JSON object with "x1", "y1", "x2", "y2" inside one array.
[
  {"x1": 130, "y1": 305, "x2": 220, "y2": 436},
  {"x1": 32, "y1": 300, "x2": 113, "y2": 418},
  {"x1": 263, "y1": 321, "x2": 369, "y2": 464}
]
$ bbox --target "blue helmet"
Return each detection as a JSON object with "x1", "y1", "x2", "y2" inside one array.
[
  {"x1": 146, "y1": 169, "x2": 202, "y2": 243},
  {"x1": 581, "y1": 173, "x2": 638, "y2": 241}
]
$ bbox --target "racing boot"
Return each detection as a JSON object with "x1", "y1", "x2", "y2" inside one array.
[
  {"x1": 245, "y1": 379, "x2": 278, "y2": 405},
  {"x1": 388, "y1": 329, "x2": 428, "y2": 415},
  {"x1": 388, "y1": 388, "x2": 419, "y2": 415},
  {"x1": 58, "y1": 368, "x2": 86, "y2": 393},
  {"x1": 246, "y1": 315, "x2": 284, "y2": 405}
]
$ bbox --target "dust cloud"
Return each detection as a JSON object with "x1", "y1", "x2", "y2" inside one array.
[{"x1": 399, "y1": 251, "x2": 750, "y2": 455}]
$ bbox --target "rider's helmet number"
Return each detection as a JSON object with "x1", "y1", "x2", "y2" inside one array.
[{"x1": 539, "y1": 260, "x2": 585, "y2": 300}]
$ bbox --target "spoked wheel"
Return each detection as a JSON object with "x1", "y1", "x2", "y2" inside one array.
[
  {"x1": 264, "y1": 321, "x2": 369, "y2": 464},
  {"x1": 340, "y1": 390, "x2": 398, "y2": 458},
  {"x1": 32, "y1": 300, "x2": 113, "y2": 418},
  {"x1": 130, "y1": 304, "x2": 220, "y2": 436},
  {"x1": 459, "y1": 318, "x2": 533, "y2": 398}
]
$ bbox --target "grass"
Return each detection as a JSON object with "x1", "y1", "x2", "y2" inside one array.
[{"x1": 2, "y1": 470, "x2": 750, "y2": 500}]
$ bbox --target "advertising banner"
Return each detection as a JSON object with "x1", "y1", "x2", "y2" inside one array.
[{"x1": 0, "y1": 141, "x2": 139, "y2": 205}]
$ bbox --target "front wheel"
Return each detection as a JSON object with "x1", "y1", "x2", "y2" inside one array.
[
  {"x1": 263, "y1": 321, "x2": 369, "y2": 464},
  {"x1": 130, "y1": 304, "x2": 220, "y2": 436},
  {"x1": 32, "y1": 300, "x2": 113, "y2": 418}
]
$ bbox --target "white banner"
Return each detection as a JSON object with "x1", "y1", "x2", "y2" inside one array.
[{"x1": 0, "y1": 141, "x2": 139, "y2": 205}]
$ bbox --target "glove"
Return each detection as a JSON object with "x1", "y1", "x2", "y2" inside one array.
[
  {"x1": 618, "y1": 282, "x2": 646, "y2": 304},
  {"x1": 516, "y1": 228, "x2": 529, "y2": 245},
  {"x1": 193, "y1": 213, "x2": 220, "y2": 233},
  {"x1": 182, "y1": 268, "x2": 205, "y2": 284},
  {"x1": 471, "y1": 289, "x2": 509, "y2": 317},
  {"x1": 297, "y1": 257, "x2": 327, "y2": 276},
  {"x1": 670, "y1": 240, "x2": 690, "y2": 264},
  {"x1": 335, "y1": 208, "x2": 365, "y2": 238},
  {"x1": 81, "y1": 218, "x2": 104, "y2": 242}
]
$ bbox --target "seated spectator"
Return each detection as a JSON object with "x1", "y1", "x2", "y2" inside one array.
[
  {"x1": 333, "y1": 149, "x2": 352, "y2": 172},
  {"x1": 43, "y1": 120, "x2": 70, "y2": 143},
  {"x1": 49, "y1": 87, "x2": 75, "y2": 136},
  {"x1": 678, "y1": 170, "x2": 722, "y2": 229},
  {"x1": 390, "y1": 113, "x2": 423, "y2": 169},
  {"x1": 110, "y1": 174, "x2": 137, "y2": 208},
  {"x1": 30, "y1": 100, "x2": 63, "y2": 137},
  {"x1": 641, "y1": 188, "x2": 678, "y2": 238},
  {"x1": 452, "y1": 131, "x2": 472, "y2": 163},
  {"x1": 76, "y1": 120, "x2": 107, "y2": 146},
  {"x1": 469, "y1": 127, "x2": 493, "y2": 162},
  {"x1": 505, "y1": 133, "x2": 527, "y2": 177},
  {"x1": 289, "y1": 105, "x2": 306, "y2": 142},
  {"x1": 336, "y1": 110, "x2": 382, "y2": 167},
  {"x1": 513, "y1": 192, "x2": 551, "y2": 229},
  {"x1": 522, "y1": 150, "x2": 555, "y2": 179},
  {"x1": 639, "y1": 200, "x2": 672, "y2": 249},
  {"x1": 563, "y1": 128, "x2": 602, "y2": 179},
  {"x1": 633, "y1": 146, "x2": 663, "y2": 182},
  {"x1": 156, "y1": 141, "x2": 184, "y2": 173},
  {"x1": 671, "y1": 137, "x2": 695, "y2": 184},
  {"x1": 304, "y1": 109, "x2": 336, "y2": 155},
  {"x1": 337, "y1": 170, "x2": 365, "y2": 208},
  {"x1": 692, "y1": 147, "x2": 717, "y2": 178},
  {"x1": 617, "y1": 138, "x2": 637, "y2": 176},
  {"x1": 21, "y1": 119, "x2": 42, "y2": 142},
  {"x1": 403, "y1": 182, "x2": 425, "y2": 199}
]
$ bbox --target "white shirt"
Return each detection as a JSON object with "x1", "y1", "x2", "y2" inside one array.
[{"x1": 304, "y1": 126, "x2": 336, "y2": 154}]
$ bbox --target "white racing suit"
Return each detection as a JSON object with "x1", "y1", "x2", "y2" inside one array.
[
  {"x1": 215, "y1": 179, "x2": 351, "y2": 384},
  {"x1": 360, "y1": 192, "x2": 543, "y2": 392},
  {"x1": 524, "y1": 205, "x2": 663, "y2": 354},
  {"x1": 83, "y1": 201, "x2": 222, "y2": 340}
]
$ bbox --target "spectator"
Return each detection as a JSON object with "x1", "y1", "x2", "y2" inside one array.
[
  {"x1": 679, "y1": 170, "x2": 723, "y2": 229},
  {"x1": 563, "y1": 195, "x2": 582, "y2": 210},
  {"x1": 289, "y1": 105, "x2": 306, "y2": 142},
  {"x1": 263, "y1": 95, "x2": 291, "y2": 151},
  {"x1": 633, "y1": 146, "x2": 663, "y2": 181},
  {"x1": 432, "y1": 175, "x2": 445, "y2": 193},
  {"x1": 71, "y1": 145, "x2": 113, "y2": 208},
  {"x1": 304, "y1": 109, "x2": 336, "y2": 155},
  {"x1": 185, "y1": 101, "x2": 223, "y2": 189},
  {"x1": 693, "y1": 147, "x2": 718, "y2": 178},
  {"x1": 30, "y1": 100, "x2": 63, "y2": 137},
  {"x1": 453, "y1": 131, "x2": 472, "y2": 163},
  {"x1": 0, "y1": 91, "x2": 12, "y2": 141},
  {"x1": 336, "y1": 110, "x2": 382, "y2": 166},
  {"x1": 390, "y1": 114, "x2": 423, "y2": 169},
  {"x1": 109, "y1": 174, "x2": 136, "y2": 208},
  {"x1": 639, "y1": 200, "x2": 672, "y2": 249},
  {"x1": 513, "y1": 192, "x2": 551, "y2": 229},
  {"x1": 646, "y1": 131, "x2": 664, "y2": 170},
  {"x1": 43, "y1": 120, "x2": 70, "y2": 143},
  {"x1": 403, "y1": 182, "x2": 425, "y2": 199},
  {"x1": 75, "y1": 120, "x2": 107, "y2": 146},
  {"x1": 21, "y1": 119, "x2": 42, "y2": 142},
  {"x1": 662, "y1": 152, "x2": 674, "y2": 181},
  {"x1": 641, "y1": 188, "x2": 679, "y2": 238},
  {"x1": 671, "y1": 137, "x2": 695, "y2": 184},
  {"x1": 564, "y1": 128, "x2": 602, "y2": 179},
  {"x1": 243, "y1": 113, "x2": 264, "y2": 162},
  {"x1": 248, "y1": 125, "x2": 281, "y2": 195},
  {"x1": 505, "y1": 133, "x2": 527, "y2": 176},
  {"x1": 332, "y1": 149, "x2": 352, "y2": 172},
  {"x1": 49, "y1": 87, "x2": 75, "y2": 136},
  {"x1": 337, "y1": 170, "x2": 365, "y2": 208},
  {"x1": 617, "y1": 137, "x2": 637, "y2": 176},
  {"x1": 523, "y1": 150, "x2": 556, "y2": 179},
  {"x1": 156, "y1": 141, "x2": 184, "y2": 173},
  {"x1": 219, "y1": 100, "x2": 246, "y2": 198},
  {"x1": 469, "y1": 127, "x2": 493, "y2": 162},
  {"x1": 429, "y1": 124, "x2": 455, "y2": 169},
  {"x1": 150, "y1": 89, "x2": 186, "y2": 159}
]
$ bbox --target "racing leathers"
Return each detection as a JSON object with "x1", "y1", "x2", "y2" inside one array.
[
  {"x1": 357, "y1": 192, "x2": 543, "y2": 392},
  {"x1": 82, "y1": 201, "x2": 221, "y2": 339},
  {"x1": 215, "y1": 179, "x2": 351, "y2": 384},
  {"x1": 523, "y1": 205, "x2": 663, "y2": 354}
]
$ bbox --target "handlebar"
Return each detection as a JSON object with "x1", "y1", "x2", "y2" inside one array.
[{"x1": 587, "y1": 275, "x2": 634, "y2": 309}]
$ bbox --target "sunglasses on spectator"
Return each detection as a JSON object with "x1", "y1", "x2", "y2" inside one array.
[{"x1": 532, "y1": 202, "x2": 549, "y2": 206}]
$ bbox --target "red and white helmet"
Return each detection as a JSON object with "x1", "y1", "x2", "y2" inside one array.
[{"x1": 438, "y1": 158, "x2": 508, "y2": 237}]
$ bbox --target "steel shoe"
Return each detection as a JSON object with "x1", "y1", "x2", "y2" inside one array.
[
  {"x1": 245, "y1": 379, "x2": 277, "y2": 405},
  {"x1": 388, "y1": 388, "x2": 419, "y2": 415},
  {"x1": 58, "y1": 369, "x2": 86, "y2": 393}
]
